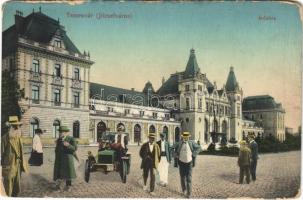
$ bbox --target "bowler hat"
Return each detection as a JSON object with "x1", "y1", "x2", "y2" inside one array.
[
  {"x1": 58, "y1": 125, "x2": 70, "y2": 132},
  {"x1": 35, "y1": 128, "x2": 43, "y2": 134},
  {"x1": 8, "y1": 116, "x2": 22, "y2": 126},
  {"x1": 148, "y1": 132, "x2": 156, "y2": 138},
  {"x1": 182, "y1": 132, "x2": 190, "y2": 137}
]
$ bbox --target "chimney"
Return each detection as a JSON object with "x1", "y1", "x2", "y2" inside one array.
[
  {"x1": 15, "y1": 10, "x2": 24, "y2": 33},
  {"x1": 131, "y1": 88, "x2": 135, "y2": 91}
]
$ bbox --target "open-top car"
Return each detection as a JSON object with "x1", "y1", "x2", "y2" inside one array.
[{"x1": 84, "y1": 131, "x2": 131, "y2": 183}]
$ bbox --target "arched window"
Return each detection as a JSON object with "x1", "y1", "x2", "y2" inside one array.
[
  {"x1": 222, "y1": 120, "x2": 227, "y2": 134},
  {"x1": 30, "y1": 117, "x2": 39, "y2": 137},
  {"x1": 204, "y1": 119, "x2": 209, "y2": 143},
  {"x1": 53, "y1": 120, "x2": 60, "y2": 138},
  {"x1": 149, "y1": 125, "x2": 156, "y2": 133},
  {"x1": 73, "y1": 121, "x2": 80, "y2": 138},
  {"x1": 163, "y1": 126, "x2": 168, "y2": 140},
  {"x1": 117, "y1": 123, "x2": 125, "y2": 132},
  {"x1": 134, "y1": 124, "x2": 141, "y2": 143}
]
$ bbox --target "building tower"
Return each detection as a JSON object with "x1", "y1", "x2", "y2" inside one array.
[{"x1": 225, "y1": 66, "x2": 243, "y2": 141}]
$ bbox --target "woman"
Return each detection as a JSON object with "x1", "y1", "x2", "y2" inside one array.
[{"x1": 29, "y1": 128, "x2": 43, "y2": 166}]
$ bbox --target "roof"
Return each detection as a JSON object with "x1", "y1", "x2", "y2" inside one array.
[
  {"x1": 90, "y1": 82, "x2": 150, "y2": 106},
  {"x1": 157, "y1": 74, "x2": 179, "y2": 96},
  {"x1": 3, "y1": 11, "x2": 81, "y2": 55},
  {"x1": 242, "y1": 95, "x2": 284, "y2": 111},
  {"x1": 225, "y1": 66, "x2": 239, "y2": 92},
  {"x1": 142, "y1": 81, "x2": 155, "y2": 94},
  {"x1": 184, "y1": 49, "x2": 200, "y2": 79}
]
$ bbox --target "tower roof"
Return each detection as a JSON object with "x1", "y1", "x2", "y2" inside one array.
[
  {"x1": 184, "y1": 48, "x2": 200, "y2": 78},
  {"x1": 225, "y1": 66, "x2": 239, "y2": 92},
  {"x1": 142, "y1": 81, "x2": 155, "y2": 94}
]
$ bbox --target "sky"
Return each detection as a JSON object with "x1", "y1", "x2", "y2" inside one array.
[{"x1": 2, "y1": 1, "x2": 302, "y2": 130}]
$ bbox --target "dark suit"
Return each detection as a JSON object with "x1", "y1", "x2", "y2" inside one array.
[
  {"x1": 139, "y1": 142, "x2": 160, "y2": 192},
  {"x1": 249, "y1": 140, "x2": 258, "y2": 181}
]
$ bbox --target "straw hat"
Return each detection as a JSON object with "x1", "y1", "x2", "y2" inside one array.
[{"x1": 8, "y1": 116, "x2": 22, "y2": 126}]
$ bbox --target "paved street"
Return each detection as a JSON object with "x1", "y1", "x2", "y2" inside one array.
[{"x1": 19, "y1": 146, "x2": 300, "y2": 198}]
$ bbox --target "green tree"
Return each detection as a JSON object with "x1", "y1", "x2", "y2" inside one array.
[{"x1": 1, "y1": 70, "x2": 24, "y2": 136}]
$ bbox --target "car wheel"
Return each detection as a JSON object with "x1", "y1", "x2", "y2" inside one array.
[{"x1": 85, "y1": 159, "x2": 90, "y2": 183}]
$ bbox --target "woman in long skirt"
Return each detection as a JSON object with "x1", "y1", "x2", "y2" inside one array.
[{"x1": 29, "y1": 128, "x2": 43, "y2": 166}]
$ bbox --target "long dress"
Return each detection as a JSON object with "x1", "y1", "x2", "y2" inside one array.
[{"x1": 29, "y1": 134, "x2": 43, "y2": 166}]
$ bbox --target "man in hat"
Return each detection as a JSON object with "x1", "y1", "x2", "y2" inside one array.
[
  {"x1": 174, "y1": 132, "x2": 201, "y2": 198},
  {"x1": 139, "y1": 132, "x2": 161, "y2": 196},
  {"x1": 248, "y1": 135, "x2": 259, "y2": 181},
  {"x1": 156, "y1": 132, "x2": 171, "y2": 187},
  {"x1": 238, "y1": 140, "x2": 251, "y2": 184},
  {"x1": 1, "y1": 116, "x2": 28, "y2": 196},
  {"x1": 53, "y1": 126, "x2": 77, "y2": 191}
]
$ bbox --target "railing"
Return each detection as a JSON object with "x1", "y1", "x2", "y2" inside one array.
[
  {"x1": 52, "y1": 75, "x2": 63, "y2": 86},
  {"x1": 71, "y1": 78, "x2": 82, "y2": 89},
  {"x1": 54, "y1": 101, "x2": 61, "y2": 106},
  {"x1": 29, "y1": 70, "x2": 42, "y2": 82}
]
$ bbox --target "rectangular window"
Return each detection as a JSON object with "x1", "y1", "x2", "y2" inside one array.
[
  {"x1": 186, "y1": 98, "x2": 190, "y2": 110},
  {"x1": 165, "y1": 114, "x2": 170, "y2": 120},
  {"x1": 124, "y1": 109, "x2": 130, "y2": 115},
  {"x1": 74, "y1": 68, "x2": 80, "y2": 80},
  {"x1": 153, "y1": 112, "x2": 158, "y2": 119},
  {"x1": 73, "y1": 92, "x2": 80, "y2": 107},
  {"x1": 225, "y1": 106, "x2": 228, "y2": 115},
  {"x1": 185, "y1": 85, "x2": 190, "y2": 91},
  {"x1": 31, "y1": 85, "x2": 39, "y2": 103},
  {"x1": 32, "y1": 59, "x2": 39, "y2": 73},
  {"x1": 54, "y1": 39, "x2": 62, "y2": 48},
  {"x1": 54, "y1": 64, "x2": 61, "y2": 77},
  {"x1": 140, "y1": 111, "x2": 145, "y2": 117},
  {"x1": 198, "y1": 85, "x2": 202, "y2": 91},
  {"x1": 54, "y1": 89, "x2": 61, "y2": 106},
  {"x1": 237, "y1": 106, "x2": 240, "y2": 116},
  {"x1": 198, "y1": 98, "x2": 202, "y2": 109}
]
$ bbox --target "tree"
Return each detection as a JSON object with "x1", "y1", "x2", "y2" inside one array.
[{"x1": 1, "y1": 70, "x2": 23, "y2": 136}]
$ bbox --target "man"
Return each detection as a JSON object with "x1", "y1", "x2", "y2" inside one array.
[
  {"x1": 248, "y1": 135, "x2": 259, "y2": 181},
  {"x1": 53, "y1": 126, "x2": 77, "y2": 191},
  {"x1": 139, "y1": 132, "x2": 161, "y2": 196},
  {"x1": 238, "y1": 140, "x2": 251, "y2": 184},
  {"x1": 174, "y1": 132, "x2": 201, "y2": 198},
  {"x1": 156, "y1": 133, "x2": 171, "y2": 187},
  {"x1": 1, "y1": 116, "x2": 28, "y2": 197}
]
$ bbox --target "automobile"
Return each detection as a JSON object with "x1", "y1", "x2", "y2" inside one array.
[{"x1": 84, "y1": 131, "x2": 131, "y2": 183}]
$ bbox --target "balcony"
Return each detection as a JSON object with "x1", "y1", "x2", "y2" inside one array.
[
  {"x1": 54, "y1": 101, "x2": 61, "y2": 106},
  {"x1": 52, "y1": 75, "x2": 63, "y2": 86},
  {"x1": 29, "y1": 70, "x2": 42, "y2": 83},
  {"x1": 71, "y1": 78, "x2": 82, "y2": 89},
  {"x1": 31, "y1": 99, "x2": 40, "y2": 104},
  {"x1": 73, "y1": 103, "x2": 80, "y2": 108}
]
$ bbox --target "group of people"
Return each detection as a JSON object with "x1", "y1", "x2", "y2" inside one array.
[
  {"x1": 139, "y1": 131, "x2": 201, "y2": 198},
  {"x1": 237, "y1": 135, "x2": 259, "y2": 184},
  {"x1": 1, "y1": 116, "x2": 78, "y2": 196},
  {"x1": 1, "y1": 115, "x2": 259, "y2": 198}
]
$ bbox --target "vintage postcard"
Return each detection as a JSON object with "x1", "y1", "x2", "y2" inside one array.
[{"x1": 1, "y1": 0, "x2": 301, "y2": 199}]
